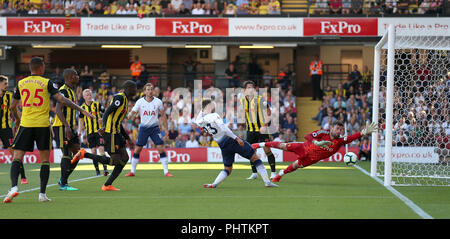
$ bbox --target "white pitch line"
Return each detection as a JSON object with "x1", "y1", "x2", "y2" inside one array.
[
  {"x1": 0, "y1": 175, "x2": 102, "y2": 198},
  {"x1": 354, "y1": 165, "x2": 433, "y2": 219}
]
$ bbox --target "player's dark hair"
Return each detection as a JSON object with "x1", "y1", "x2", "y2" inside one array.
[
  {"x1": 202, "y1": 99, "x2": 212, "y2": 109},
  {"x1": 243, "y1": 80, "x2": 255, "y2": 88},
  {"x1": 332, "y1": 121, "x2": 344, "y2": 127},
  {"x1": 122, "y1": 80, "x2": 137, "y2": 89},
  {"x1": 29, "y1": 57, "x2": 44, "y2": 71},
  {"x1": 63, "y1": 68, "x2": 77, "y2": 79},
  {"x1": 0, "y1": 75, "x2": 7, "y2": 82}
]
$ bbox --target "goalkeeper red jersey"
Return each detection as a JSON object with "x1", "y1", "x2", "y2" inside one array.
[{"x1": 302, "y1": 129, "x2": 362, "y2": 160}]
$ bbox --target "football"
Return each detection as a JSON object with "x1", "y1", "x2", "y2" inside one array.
[{"x1": 343, "y1": 152, "x2": 358, "y2": 166}]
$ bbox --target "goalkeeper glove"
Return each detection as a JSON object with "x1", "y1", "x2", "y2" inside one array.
[
  {"x1": 313, "y1": 140, "x2": 333, "y2": 150},
  {"x1": 361, "y1": 121, "x2": 378, "y2": 136}
]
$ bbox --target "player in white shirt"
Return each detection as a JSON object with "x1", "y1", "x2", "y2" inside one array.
[
  {"x1": 195, "y1": 99, "x2": 279, "y2": 188},
  {"x1": 125, "y1": 83, "x2": 172, "y2": 177}
]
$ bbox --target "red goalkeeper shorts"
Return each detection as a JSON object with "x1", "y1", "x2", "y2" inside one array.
[{"x1": 285, "y1": 142, "x2": 321, "y2": 167}]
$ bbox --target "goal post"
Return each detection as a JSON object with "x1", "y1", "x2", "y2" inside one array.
[{"x1": 371, "y1": 24, "x2": 450, "y2": 186}]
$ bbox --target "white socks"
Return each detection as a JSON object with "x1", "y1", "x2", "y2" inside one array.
[
  {"x1": 278, "y1": 169, "x2": 285, "y2": 176},
  {"x1": 131, "y1": 155, "x2": 139, "y2": 174},
  {"x1": 160, "y1": 156, "x2": 169, "y2": 174},
  {"x1": 254, "y1": 160, "x2": 270, "y2": 183},
  {"x1": 212, "y1": 170, "x2": 229, "y2": 186}
]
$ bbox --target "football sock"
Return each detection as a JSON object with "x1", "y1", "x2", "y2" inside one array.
[
  {"x1": 10, "y1": 159, "x2": 22, "y2": 188},
  {"x1": 160, "y1": 152, "x2": 169, "y2": 174},
  {"x1": 60, "y1": 156, "x2": 71, "y2": 185},
  {"x1": 266, "y1": 151, "x2": 276, "y2": 173},
  {"x1": 212, "y1": 170, "x2": 229, "y2": 186},
  {"x1": 250, "y1": 161, "x2": 257, "y2": 173},
  {"x1": 283, "y1": 163, "x2": 297, "y2": 174},
  {"x1": 131, "y1": 153, "x2": 139, "y2": 174},
  {"x1": 67, "y1": 159, "x2": 79, "y2": 179},
  {"x1": 19, "y1": 161, "x2": 26, "y2": 179},
  {"x1": 85, "y1": 152, "x2": 111, "y2": 165},
  {"x1": 40, "y1": 162, "x2": 50, "y2": 194},
  {"x1": 104, "y1": 163, "x2": 125, "y2": 186},
  {"x1": 253, "y1": 159, "x2": 270, "y2": 183},
  {"x1": 265, "y1": 141, "x2": 280, "y2": 149},
  {"x1": 93, "y1": 160, "x2": 100, "y2": 172}
]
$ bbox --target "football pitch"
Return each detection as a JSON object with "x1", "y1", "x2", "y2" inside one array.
[{"x1": 0, "y1": 161, "x2": 449, "y2": 219}]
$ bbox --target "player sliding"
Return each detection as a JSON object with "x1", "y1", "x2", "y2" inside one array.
[
  {"x1": 124, "y1": 83, "x2": 172, "y2": 177},
  {"x1": 253, "y1": 121, "x2": 378, "y2": 182},
  {"x1": 195, "y1": 99, "x2": 279, "y2": 188}
]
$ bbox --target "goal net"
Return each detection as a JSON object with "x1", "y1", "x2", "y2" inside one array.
[{"x1": 371, "y1": 25, "x2": 450, "y2": 186}]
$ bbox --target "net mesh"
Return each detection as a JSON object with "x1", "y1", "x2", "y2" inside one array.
[{"x1": 375, "y1": 35, "x2": 450, "y2": 186}]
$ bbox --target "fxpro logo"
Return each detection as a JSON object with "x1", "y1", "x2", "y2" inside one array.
[
  {"x1": 0, "y1": 151, "x2": 38, "y2": 163},
  {"x1": 24, "y1": 20, "x2": 65, "y2": 33},
  {"x1": 148, "y1": 150, "x2": 190, "y2": 163},
  {"x1": 320, "y1": 21, "x2": 361, "y2": 34},
  {"x1": 171, "y1": 21, "x2": 213, "y2": 34}
]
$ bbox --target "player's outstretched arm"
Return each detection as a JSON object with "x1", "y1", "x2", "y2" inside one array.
[
  {"x1": 53, "y1": 93, "x2": 93, "y2": 119},
  {"x1": 312, "y1": 139, "x2": 332, "y2": 150}
]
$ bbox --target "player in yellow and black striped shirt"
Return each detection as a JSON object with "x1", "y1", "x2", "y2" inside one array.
[
  {"x1": 52, "y1": 68, "x2": 89, "y2": 191},
  {"x1": 72, "y1": 80, "x2": 137, "y2": 191},
  {"x1": 240, "y1": 81, "x2": 277, "y2": 180},
  {"x1": 0, "y1": 75, "x2": 28, "y2": 184},
  {"x1": 79, "y1": 88, "x2": 108, "y2": 176}
]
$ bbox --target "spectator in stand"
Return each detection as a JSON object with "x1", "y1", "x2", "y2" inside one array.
[
  {"x1": 214, "y1": 0, "x2": 226, "y2": 15},
  {"x1": 418, "y1": 0, "x2": 431, "y2": 14},
  {"x1": 160, "y1": 0, "x2": 170, "y2": 10},
  {"x1": 171, "y1": 0, "x2": 183, "y2": 11},
  {"x1": 191, "y1": 2, "x2": 205, "y2": 14},
  {"x1": 79, "y1": 2, "x2": 92, "y2": 15},
  {"x1": 3, "y1": 2, "x2": 17, "y2": 14},
  {"x1": 258, "y1": 0, "x2": 269, "y2": 14},
  {"x1": 268, "y1": 0, "x2": 280, "y2": 14},
  {"x1": 341, "y1": 0, "x2": 351, "y2": 14},
  {"x1": 397, "y1": 0, "x2": 409, "y2": 14},
  {"x1": 28, "y1": 6, "x2": 38, "y2": 14},
  {"x1": 184, "y1": 0, "x2": 194, "y2": 10},
  {"x1": 384, "y1": 0, "x2": 396, "y2": 14},
  {"x1": 80, "y1": 65, "x2": 94, "y2": 89},
  {"x1": 98, "y1": 70, "x2": 111, "y2": 88},
  {"x1": 282, "y1": 115, "x2": 297, "y2": 134},
  {"x1": 235, "y1": 3, "x2": 248, "y2": 14},
  {"x1": 137, "y1": 65, "x2": 150, "y2": 88},
  {"x1": 348, "y1": 64, "x2": 362, "y2": 88},
  {"x1": 314, "y1": 0, "x2": 329, "y2": 14},
  {"x1": 174, "y1": 135, "x2": 186, "y2": 148},
  {"x1": 178, "y1": 3, "x2": 190, "y2": 14},
  {"x1": 182, "y1": 56, "x2": 198, "y2": 85},
  {"x1": 225, "y1": 63, "x2": 240, "y2": 88},
  {"x1": 329, "y1": 0, "x2": 342, "y2": 14},
  {"x1": 92, "y1": 2, "x2": 104, "y2": 14},
  {"x1": 204, "y1": 2, "x2": 215, "y2": 14},
  {"x1": 116, "y1": 5, "x2": 127, "y2": 14},
  {"x1": 351, "y1": 0, "x2": 362, "y2": 13},
  {"x1": 66, "y1": 4, "x2": 77, "y2": 14},
  {"x1": 127, "y1": 5, "x2": 138, "y2": 13},
  {"x1": 163, "y1": 3, "x2": 177, "y2": 13},
  {"x1": 138, "y1": 4, "x2": 150, "y2": 15},
  {"x1": 310, "y1": 55, "x2": 323, "y2": 101},
  {"x1": 409, "y1": 0, "x2": 419, "y2": 13},
  {"x1": 185, "y1": 132, "x2": 200, "y2": 148},
  {"x1": 224, "y1": 2, "x2": 236, "y2": 14},
  {"x1": 40, "y1": 3, "x2": 51, "y2": 14},
  {"x1": 16, "y1": 3, "x2": 27, "y2": 15},
  {"x1": 248, "y1": 0, "x2": 258, "y2": 14}
]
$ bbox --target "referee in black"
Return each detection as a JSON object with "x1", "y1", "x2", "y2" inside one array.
[{"x1": 240, "y1": 80, "x2": 276, "y2": 179}]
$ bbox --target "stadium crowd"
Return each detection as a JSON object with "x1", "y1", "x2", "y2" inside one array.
[{"x1": 0, "y1": 0, "x2": 445, "y2": 16}]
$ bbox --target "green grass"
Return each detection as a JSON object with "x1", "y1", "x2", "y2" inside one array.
[{"x1": 0, "y1": 161, "x2": 449, "y2": 219}]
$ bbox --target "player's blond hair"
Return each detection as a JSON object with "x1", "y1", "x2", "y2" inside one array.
[{"x1": 144, "y1": 83, "x2": 154, "y2": 90}]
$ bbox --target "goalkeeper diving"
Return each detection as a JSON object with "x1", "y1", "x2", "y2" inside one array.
[{"x1": 252, "y1": 120, "x2": 378, "y2": 182}]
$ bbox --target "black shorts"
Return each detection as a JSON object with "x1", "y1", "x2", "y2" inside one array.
[
  {"x1": 246, "y1": 131, "x2": 271, "y2": 144},
  {"x1": 104, "y1": 133, "x2": 126, "y2": 155},
  {"x1": 52, "y1": 126, "x2": 80, "y2": 149},
  {"x1": 87, "y1": 133, "x2": 104, "y2": 148},
  {"x1": 0, "y1": 128, "x2": 13, "y2": 148},
  {"x1": 12, "y1": 126, "x2": 52, "y2": 152}
]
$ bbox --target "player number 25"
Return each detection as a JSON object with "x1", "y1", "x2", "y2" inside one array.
[
  {"x1": 21, "y1": 88, "x2": 44, "y2": 107},
  {"x1": 203, "y1": 123, "x2": 218, "y2": 135}
]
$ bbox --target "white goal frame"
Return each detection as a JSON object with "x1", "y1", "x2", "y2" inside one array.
[{"x1": 371, "y1": 24, "x2": 450, "y2": 186}]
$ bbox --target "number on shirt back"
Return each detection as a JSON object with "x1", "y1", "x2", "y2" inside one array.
[{"x1": 203, "y1": 123, "x2": 218, "y2": 135}]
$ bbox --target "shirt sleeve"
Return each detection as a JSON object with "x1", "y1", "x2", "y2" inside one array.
[
  {"x1": 158, "y1": 99, "x2": 164, "y2": 112},
  {"x1": 13, "y1": 85, "x2": 20, "y2": 100},
  {"x1": 47, "y1": 82, "x2": 60, "y2": 96},
  {"x1": 214, "y1": 114, "x2": 237, "y2": 139},
  {"x1": 131, "y1": 99, "x2": 140, "y2": 113},
  {"x1": 304, "y1": 130, "x2": 329, "y2": 142},
  {"x1": 341, "y1": 132, "x2": 362, "y2": 145},
  {"x1": 103, "y1": 94, "x2": 124, "y2": 124}
]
